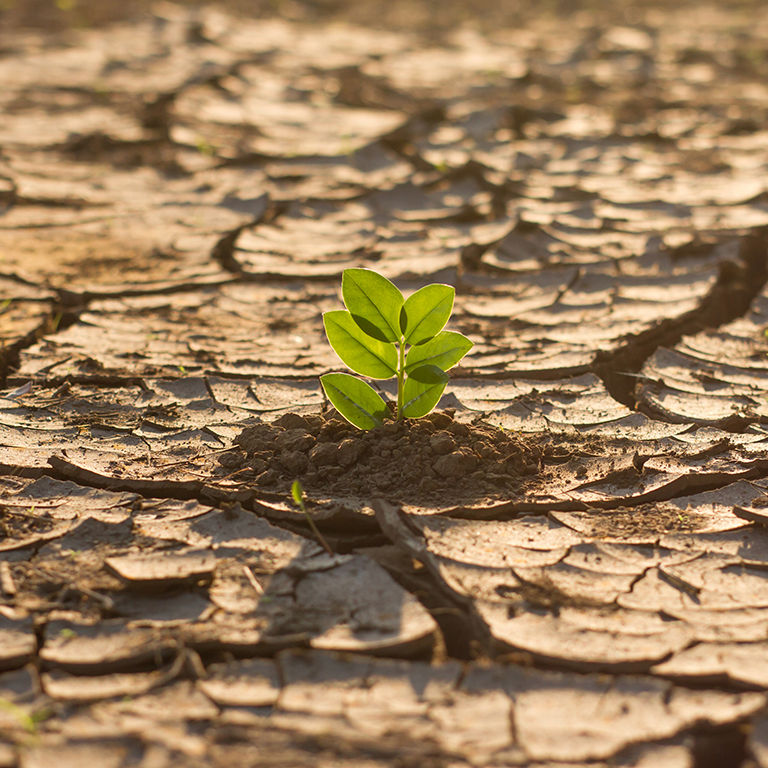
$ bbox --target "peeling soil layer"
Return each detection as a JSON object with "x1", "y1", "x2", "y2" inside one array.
[{"x1": 5, "y1": 2, "x2": 768, "y2": 767}]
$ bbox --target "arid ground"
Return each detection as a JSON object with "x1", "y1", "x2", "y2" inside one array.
[{"x1": 3, "y1": 1, "x2": 768, "y2": 766}]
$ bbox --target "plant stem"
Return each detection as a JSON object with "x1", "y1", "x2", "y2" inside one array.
[
  {"x1": 396, "y1": 337, "x2": 405, "y2": 419},
  {"x1": 303, "y1": 509, "x2": 334, "y2": 556},
  {"x1": 292, "y1": 481, "x2": 334, "y2": 556}
]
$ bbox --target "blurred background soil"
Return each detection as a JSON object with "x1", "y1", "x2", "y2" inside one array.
[{"x1": 1, "y1": 0, "x2": 765, "y2": 36}]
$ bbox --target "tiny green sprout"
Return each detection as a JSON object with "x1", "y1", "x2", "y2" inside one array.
[
  {"x1": 320, "y1": 268, "x2": 473, "y2": 430},
  {"x1": 340, "y1": 132, "x2": 355, "y2": 156},
  {"x1": 195, "y1": 137, "x2": 216, "y2": 157},
  {"x1": 0, "y1": 698, "x2": 36, "y2": 734},
  {"x1": 291, "y1": 480, "x2": 333, "y2": 555}
]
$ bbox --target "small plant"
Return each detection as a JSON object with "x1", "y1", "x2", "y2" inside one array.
[
  {"x1": 320, "y1": 268, "x2": 473, "y2": 430},
  {"x1": 292, "y1": 480, "x2": 333, "y2": 555},
  {"x1": 0, "y1": 697, "x2": 49, "y2": 734}
]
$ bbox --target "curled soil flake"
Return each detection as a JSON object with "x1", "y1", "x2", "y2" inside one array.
[{"x1": 223, "y1": 410, "x2": 542, "y2": 507}]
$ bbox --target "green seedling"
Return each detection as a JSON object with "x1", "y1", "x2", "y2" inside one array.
[
  {"x1": 320, "y1": 268, "x2": 473, "y2": 430},
  {"x1": 0, "y1": 698, "x2": 37, "y2": 734},
  {"x1": 195, "y1": 137, "x2": 216, "y2": 157},
  {"x1": 291, "y1": 480, "x2": 333, "y2": 556}
]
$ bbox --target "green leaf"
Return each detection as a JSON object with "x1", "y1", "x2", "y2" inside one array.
[
  {"x1": 291, "y1": 480, "x2": 304, "y2": 508},
  {"x1": 320, "y1": 373, "x2": 389, "y2": 431},
  {"x1": 405, "y1": 330, "x2": 473, "y2": 374},
  {"x1": 342, "y1": 268, "x2": 404, "y2": 343},
  {"x1": 401, "y1": 364, "x2": 449, "y2": 419},
  {"x1": 401, "y1": 284, "x2": 454, "y2": 345},
  {"x1": 324, "y1": 310, "x2": 398, "y2": 379}
]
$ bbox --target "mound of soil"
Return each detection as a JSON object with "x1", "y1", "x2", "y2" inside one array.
[{"x1": 220, "y1": 410, "x2": 542, "y2": 506}]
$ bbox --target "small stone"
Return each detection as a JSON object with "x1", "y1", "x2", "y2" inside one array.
[
  {"x1": 430, "y1": 432, "x2": 457, "y2": 456},
  {"x1": 434, "y1": 450, "x2": 477, "y2": 478}
]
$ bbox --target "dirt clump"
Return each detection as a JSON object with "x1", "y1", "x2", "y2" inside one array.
[{"x1": 221, "y1": 410, "x2": 542, "y2": 506}]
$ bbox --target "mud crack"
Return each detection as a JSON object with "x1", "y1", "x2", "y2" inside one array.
[{"x1": 594, "y1": 227, "x2": 768, "y2": 409}]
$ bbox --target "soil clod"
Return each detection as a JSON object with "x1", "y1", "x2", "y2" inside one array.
[{"x1": 228, "y1": 410, "x2": 541, "y2": 506}]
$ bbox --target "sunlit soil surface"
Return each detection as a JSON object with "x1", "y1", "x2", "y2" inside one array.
[{"x1": 3, "y1": 3, "x2": 768, "y2": 766}]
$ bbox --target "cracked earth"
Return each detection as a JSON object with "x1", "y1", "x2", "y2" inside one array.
[{"x1": 4, "y1": 2, "x2": 768, "y2": 766}]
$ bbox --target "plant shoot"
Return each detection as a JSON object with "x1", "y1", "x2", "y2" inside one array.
[{"x1": 320, "y1": 268, "x2": 473, "y2": 430}]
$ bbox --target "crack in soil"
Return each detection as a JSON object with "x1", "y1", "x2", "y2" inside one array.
[
  {"x1": 4, "y1": 6, "x2": 768, "y2": 766},
  {"x1": 595, "y1": 227, "x2": 768, "y2": 409}
]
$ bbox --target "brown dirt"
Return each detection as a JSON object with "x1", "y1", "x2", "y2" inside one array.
[
  {"x1": 225, "y1": 409, "x2": 542, "y2": 506},
  {"x1": 5, "y1": 2, "x2": 768, "y2": 766},
  {"x1": 578, "y1": 503, "x2": 705, "y2": 538}
]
